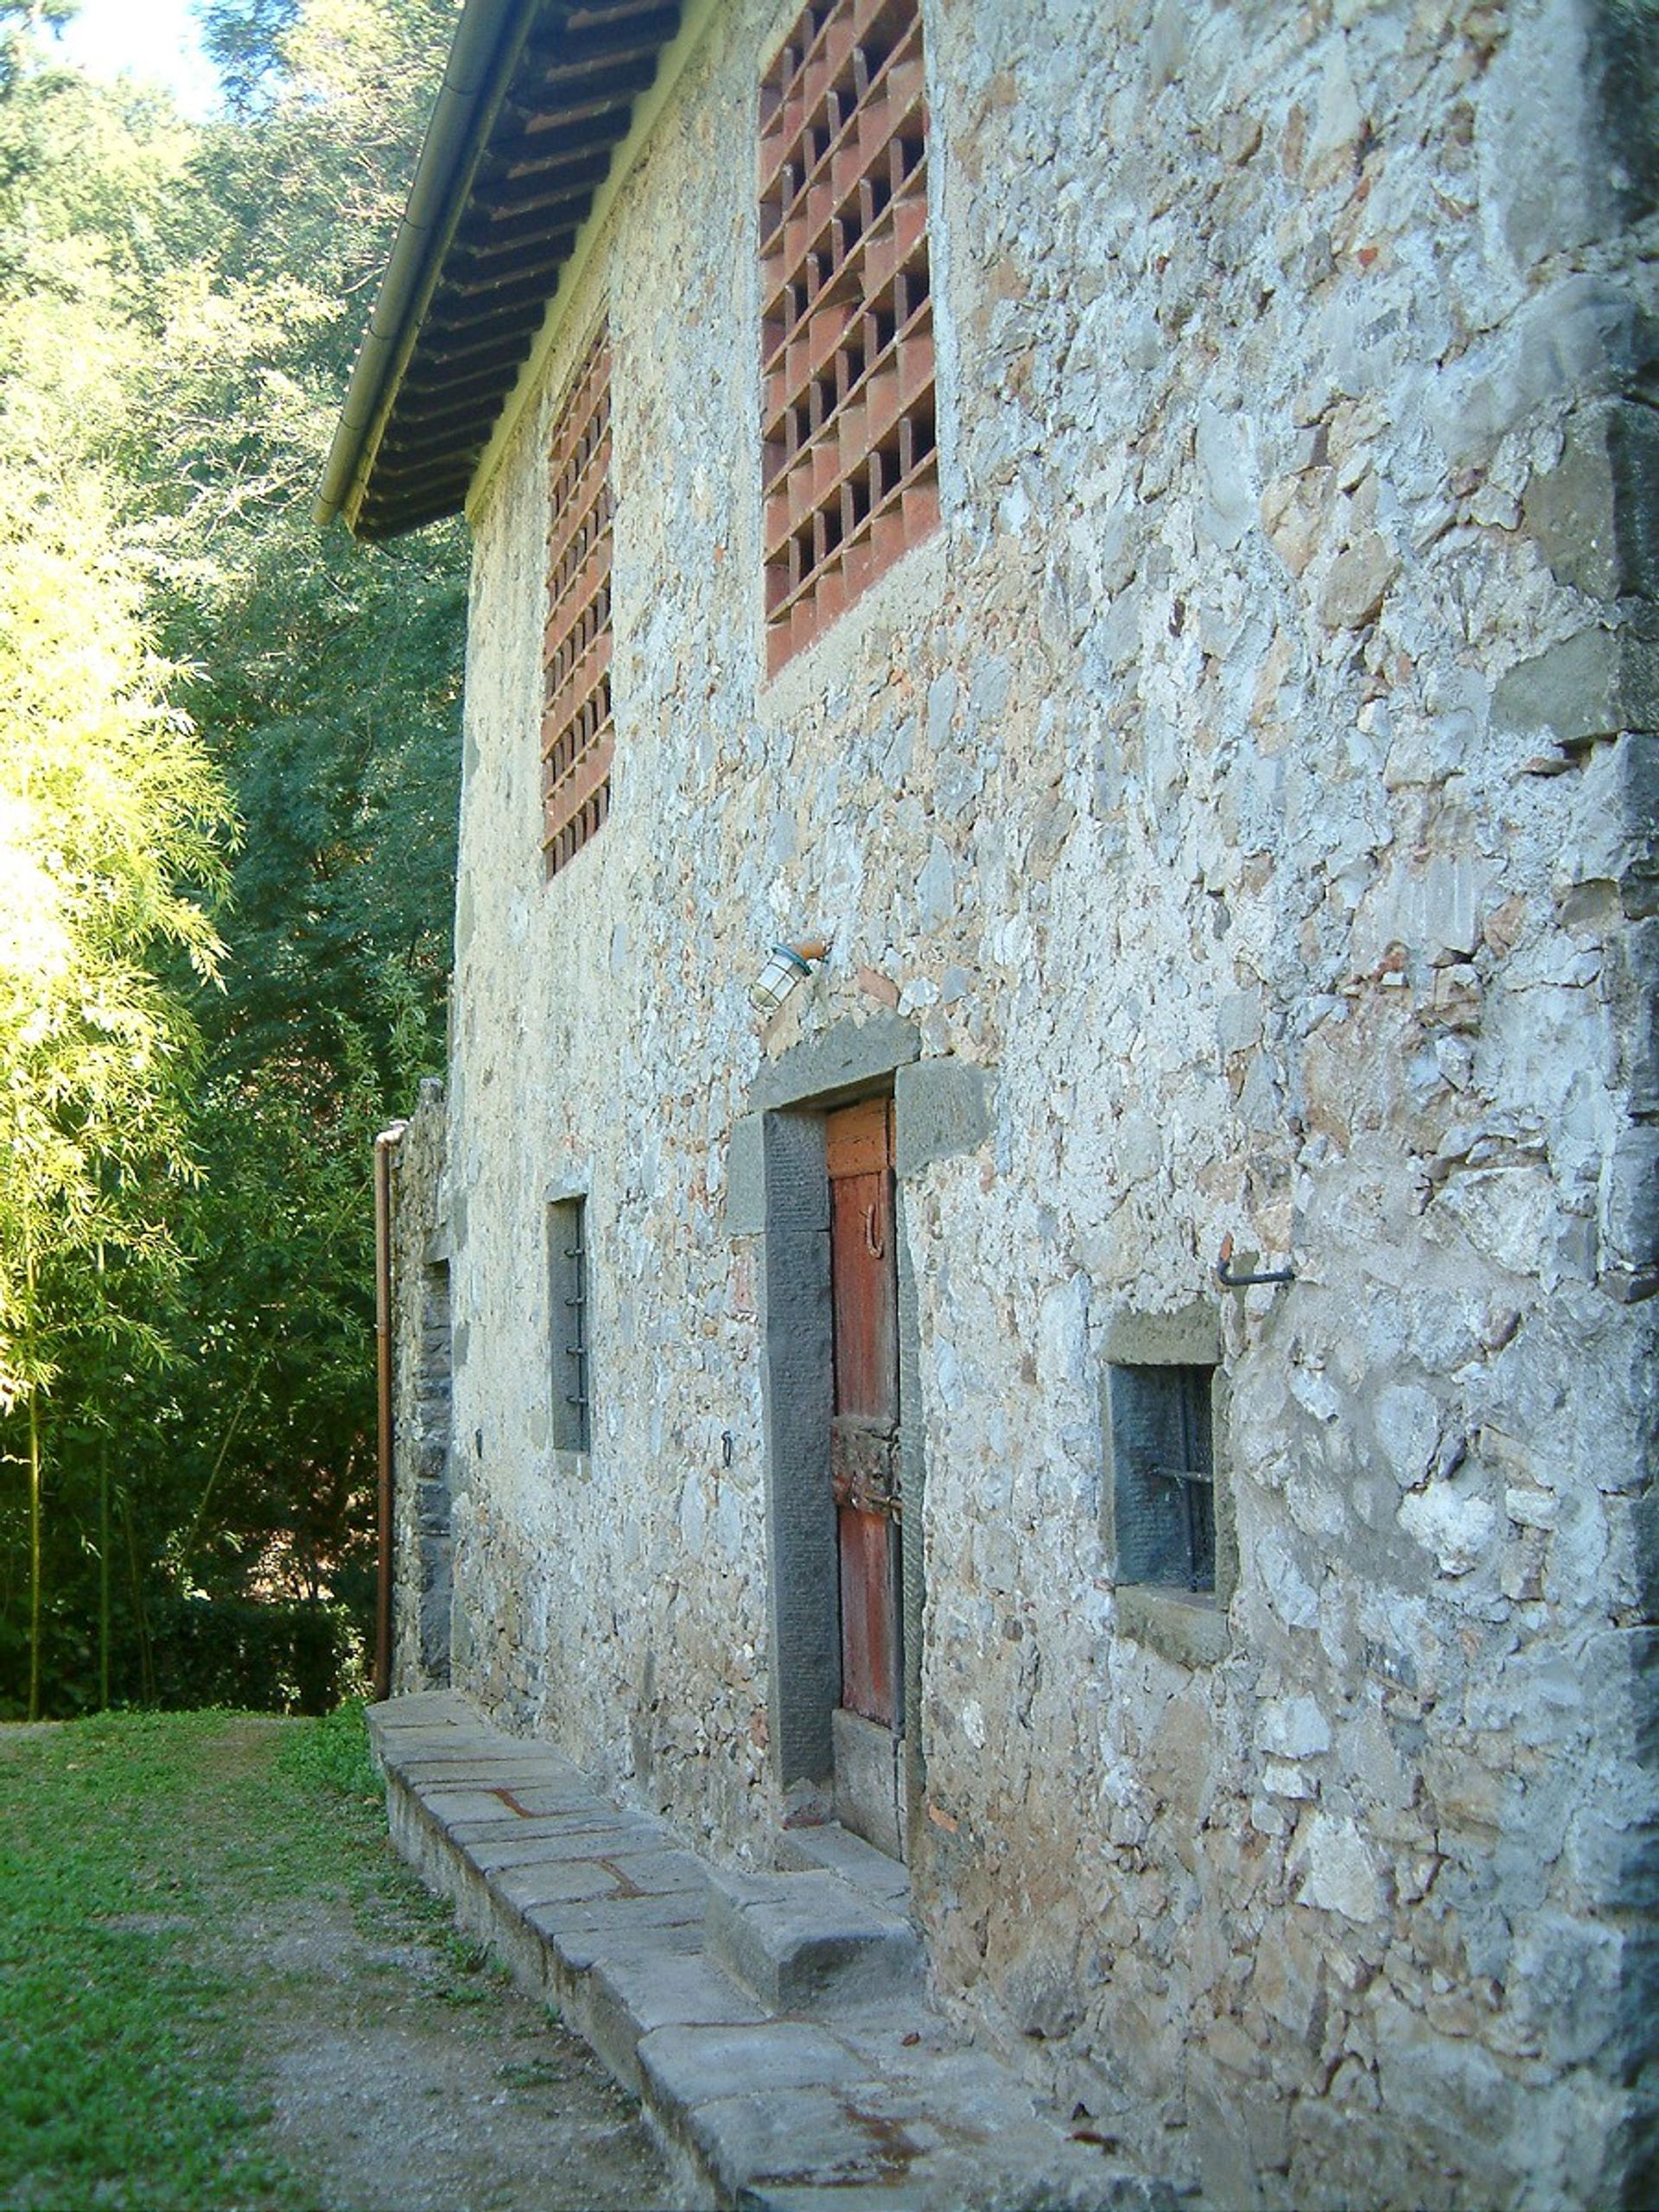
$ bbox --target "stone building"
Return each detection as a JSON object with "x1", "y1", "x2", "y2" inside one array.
[{"x1": 323, "y1": 0, "x2": 1657, "y2": 2201}]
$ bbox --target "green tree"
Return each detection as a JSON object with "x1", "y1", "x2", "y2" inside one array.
[
  {"x1": 0, "y1": 22, "x2": 232, "y2": 1716},
  {"x1": 0, "y1": 0, "x2": 465, "y2": 1713},
  {"x1": 0, "y1": 473, "x2": 232, "y2": 1715},
  {"x1": 123, "y1": 0, "x2": 464, "y2": 1632}
]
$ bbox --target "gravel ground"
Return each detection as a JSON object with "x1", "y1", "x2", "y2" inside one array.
[
  {"x1": 0, "y1": 1713, "x2": 675, "y2": 2212},
  {"x1": 207, "y1": 1718, "x2": 675, "y2": 2212}
]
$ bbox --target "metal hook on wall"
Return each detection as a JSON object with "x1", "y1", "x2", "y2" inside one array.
[{"x1": 1216, "y1": 1231, "x2": 1296, "y2": 1290}]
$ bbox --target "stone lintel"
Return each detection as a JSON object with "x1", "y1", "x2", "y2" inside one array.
[
  {"x1": 1103, "y1": 1298, "x2": 1222, "y2": 1368},
  {"x1": 751, "y1": 1011, "x2": 920, "y2": 1112}
]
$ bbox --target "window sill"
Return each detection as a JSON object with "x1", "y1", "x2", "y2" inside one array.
[{"x1": 1116, "y1": 1584, "x2": 1230, "y2": 1669}]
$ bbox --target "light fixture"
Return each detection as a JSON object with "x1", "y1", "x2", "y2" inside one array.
[{"x1": 750, "y1": 936, "x2": 829, "y2": 1015}]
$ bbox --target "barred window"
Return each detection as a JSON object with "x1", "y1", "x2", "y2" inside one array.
[
  {"x1": 548, "y1": 1196, "x2": 591, "y2": 1454},
  {"x1": 1109, "y1": 1363, "x2": 1217, "y2": 1595},
  {"x1": 543, "y1": 324, "x2": 613, "y2": 876},
  {"x1": 760, "y1": 0, "x2": 937, "y2": 676}
]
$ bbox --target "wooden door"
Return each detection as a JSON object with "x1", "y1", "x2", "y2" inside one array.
[{"x1": 826, "y1": 1096, "x2": 901, "y2": 1730}]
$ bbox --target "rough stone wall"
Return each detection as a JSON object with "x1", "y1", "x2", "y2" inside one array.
[
  {"x1": 388, "y1": 1079, "x2": 454, "y2": 1695},
  {"x1": 432, "y1": 0, "x2": 1657, "y2": 2202}
]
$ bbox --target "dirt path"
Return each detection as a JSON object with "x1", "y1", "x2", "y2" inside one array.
[
  {"x1": 184, "y1": 1719, "x2": 674, "y2": 2212},
  {"x1": 196, "y1": 1725, "x2": 677, "y2": 2212},
  {"x1": 251, "y1": 1938, "x2": 668, "y2": 2212}
]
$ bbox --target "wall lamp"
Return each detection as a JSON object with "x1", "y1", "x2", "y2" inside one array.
[{"x1": 750, "y1": 936, "x2": 830, "y2": 1015}]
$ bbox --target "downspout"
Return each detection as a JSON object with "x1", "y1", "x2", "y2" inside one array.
[{"x1": 372, "y1": 1123, "x2": 407, "y2": 1702}]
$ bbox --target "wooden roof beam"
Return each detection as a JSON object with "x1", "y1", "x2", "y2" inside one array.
[
  {"x1": 515, "y1": 7, "x2": 678, "y2": 80},
  {"x1": 446, "y1": 223, "x2": 581, "y2": 279}
]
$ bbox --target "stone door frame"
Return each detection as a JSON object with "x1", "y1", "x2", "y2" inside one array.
[{"x1": 728, "y1": 1012, "x2": 995, "y2": 1852}]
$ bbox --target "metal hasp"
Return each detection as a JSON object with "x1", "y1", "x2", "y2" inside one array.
[{"x1": 1215, "y1": 1230, "x2": 1296, "y2": 1290}]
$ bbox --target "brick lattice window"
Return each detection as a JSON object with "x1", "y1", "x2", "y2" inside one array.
[
  {"x1": 760, "y1": 0, "x2": 937, "y2": 675},
  {"x1": 543, "y1": 323, "x2": 613, "y2": 875}
]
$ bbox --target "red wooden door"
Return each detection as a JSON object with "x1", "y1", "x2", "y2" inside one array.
[{"x1": 827, "y1": 1096, "x2": 901, "y2": 1730}]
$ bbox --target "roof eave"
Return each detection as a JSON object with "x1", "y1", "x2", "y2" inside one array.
[{"x1": 315, "y1": 0, "x2": 544, "y2": 535}]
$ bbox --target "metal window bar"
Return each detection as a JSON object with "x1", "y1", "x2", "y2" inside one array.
[
  {"x1": 563, "y1": 1220, "x2": 589, "y2": 1451},
  {"x1": 1149, "y1": 1363, "x2": 1214, "y2": 1592},
  {"x1": 550, "y1": 1198, "x2": 591, "y2": 1453},
  {"x1": 1148, "y1": 1369, "x2": 1214, "y2": 1591},
  {"x1": 1150, "y1": 1465, "x2": 1215, "y2": 1592}
]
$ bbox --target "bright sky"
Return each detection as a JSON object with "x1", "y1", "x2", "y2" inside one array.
[{"x1": 56, "y1": 0, "x2": 220, "y2": 119}]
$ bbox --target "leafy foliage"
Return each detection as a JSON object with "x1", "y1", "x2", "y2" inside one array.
[
  {"x1": 280, "y1": 1690, "x2": 381, "y2": 1796},
  {"x1": 0, "y1": 485, "x2": 231, "y2": 1405},
  {"x1": 0, "y1": 1707, "x2": 460, "y2": 2207},
  {"x1": 0, "y1": 0, "x2": 467, "y2": 1714}
]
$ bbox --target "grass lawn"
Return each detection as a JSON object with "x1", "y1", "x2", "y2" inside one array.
[{"x1": 0, "y1": 1704, "x2": 482, "y2": 2210}]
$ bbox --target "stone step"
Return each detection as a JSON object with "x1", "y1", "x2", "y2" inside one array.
[
  {"x1": 776, "y1": 1817, "x2": 913, "y2": 1908},
  {"x1": 705, "y1": 1864, "x2": 925, "y2": 2014},
  {"x1": 587, "y1": 1949, "x2": 767, "y2": 2097},
  {"x1": 367, "y1": 1690, "x2": 1185, "y2": 2212}
]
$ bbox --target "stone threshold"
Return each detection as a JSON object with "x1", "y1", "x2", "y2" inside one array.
[{"x1": 369, "y1": 1691, "x2": 1181, "y2": 2212}]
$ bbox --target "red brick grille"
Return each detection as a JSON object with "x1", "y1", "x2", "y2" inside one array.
[
  {"x1": 760, "y1": 0, "x2": 937, "y2": 676},
  {"x1": 543, "y1": 324, "x2": 613, "y2": 876}
]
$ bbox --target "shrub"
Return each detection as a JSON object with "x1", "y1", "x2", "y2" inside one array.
[{"x1": 146, "y1": 1595, "x2": 367, "y2": 1713}]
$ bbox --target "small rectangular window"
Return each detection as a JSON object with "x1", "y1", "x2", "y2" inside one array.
[
  {"x1": 548, "y1": 1197, "x2": 591, "y2": 1452},
  {"x1": 1109, "y1": 1363, "x2": 1216, "y2": 1592}
]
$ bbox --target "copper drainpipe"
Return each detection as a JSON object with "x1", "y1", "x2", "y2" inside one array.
[{"x1": 372, "y1": 1124, "x2": 406, "y2": 1702}]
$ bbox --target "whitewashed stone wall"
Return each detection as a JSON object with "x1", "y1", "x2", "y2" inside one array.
[{"x1": 422, "y1": 0, "x2": 1658, "y2": 2201}]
